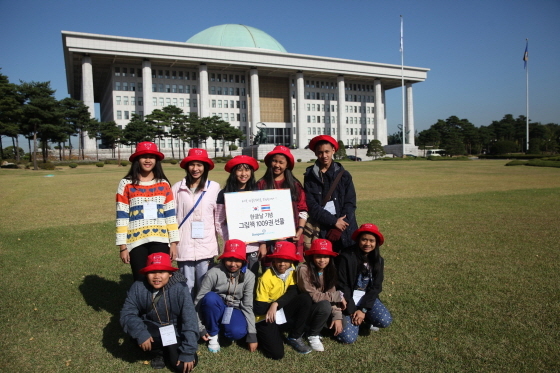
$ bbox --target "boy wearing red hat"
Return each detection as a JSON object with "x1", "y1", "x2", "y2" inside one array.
[
  {"x1": 120, "y1": 253, "x2": 199, "y2": 372},
  {"x1": 304, "y1": 135, "x2": 358, "y2": 252},
  {"x1": 254, "y1": 241, "x2": 314, "y2": 359},
  {"x1": 194, "y1": 240, "x2": 258, "y2": 354}
]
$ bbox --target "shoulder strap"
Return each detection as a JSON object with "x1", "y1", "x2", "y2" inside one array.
[
  {"x1": 321, "y1": 170, "x2": 344, "y2": 206},
  {"x1": 178, "y1": 180, "x2": 210, "y2": 229}
]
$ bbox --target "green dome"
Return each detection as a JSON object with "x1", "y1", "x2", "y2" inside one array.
[{"x1": 187, "y1": 24, "x2": 287, "y2": 53}]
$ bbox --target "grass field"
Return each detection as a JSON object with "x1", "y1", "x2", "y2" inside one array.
[{"x1": 1, "y1": 160, "x2": 559, "y2": 372}]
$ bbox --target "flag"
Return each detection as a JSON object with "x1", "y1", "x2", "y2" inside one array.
[
  {"x1": 400, "y1": 16, "x2": 403, "y2": 53},
  {"x1": 523, "y1": 40, "x2": 528, "y2": 69}
]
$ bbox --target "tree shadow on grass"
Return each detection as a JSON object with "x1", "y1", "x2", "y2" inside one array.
[{"x1": 79, "y1": 274, "x2": 144, "y2": 363}]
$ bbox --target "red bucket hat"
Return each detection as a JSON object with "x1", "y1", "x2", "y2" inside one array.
[
  {"x1": 180, "y1": 148, "x2": 215, "y2": 170},
  {"x1": 139, "y1": 253, "x2": 178, "y2": 274},
  {"x1": 129, "y1": 141, "x2": 165, "y2": 162},
  {"x1": 308, "y1": 135, "x2": 339, "y2": 152},
  {"x1": 305, "y1": 238, "x2": 339, "y2": 257},
  {"x1": 264, "y1": 146, "x2": 295, "y2": 170},
  {"x1": 224, "y1": 155, "x2": 259, "y2": 173},
  {"x1": 218, "y1": 239, "x2": 247, "y2": 262},
  {"x1": 267, "y1": 241, "x2": 299, "y2": 262},
  {"x1": 351, "y1": 223, "x2": 385, "y2": 246}
]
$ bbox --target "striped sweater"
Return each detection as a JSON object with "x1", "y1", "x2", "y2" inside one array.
[{"x1": 115, "y1": 178, "x2": 180, "y2": 250}]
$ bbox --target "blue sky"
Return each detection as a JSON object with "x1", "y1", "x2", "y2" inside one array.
[{"x1": 1, "y1": 0, "x2": 559, "y2": 149}]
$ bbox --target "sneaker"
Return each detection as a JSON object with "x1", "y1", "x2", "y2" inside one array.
[
  {"x1": 207, "y1": 334, "x2": 220, "y2": 353},
  {"x1": 287, "y1": 337, "x2": 312, "y2": 354},
  {"x1": 307, "y1": 335, "x2": 324, "y2": 352},
  {"x1": 370, "y1": 325, "x2": 380, "y2": 332},
  {"x1": 150, "y1": 355, "x2": 165, "y2": 369}
]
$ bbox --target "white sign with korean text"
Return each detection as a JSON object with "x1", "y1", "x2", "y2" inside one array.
[{"x1": 224, "y1": 189, "x2": 295, "y2": 243}]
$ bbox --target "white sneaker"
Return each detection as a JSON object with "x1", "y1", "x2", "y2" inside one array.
[
  {"x1": 307, "y1": 335, "x2": 324, "y2": 352},
  {"x1": 208, "y1": 334, "x2": 220, "y2": 353},
  {"x1": 370, "y1": 325, "x2": 380, "y2": 332}
]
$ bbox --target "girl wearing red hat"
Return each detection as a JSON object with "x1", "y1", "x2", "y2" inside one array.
[
  {"x1": 116, "y1": 141, "x2": 179, "y2": 281},
  {"x1": 335, "y1": 224, "x2": 392, "y2": 344},
  {"x1": 296, "y1": 239, "x2": 347, "y2": 352},
  {"x1": 256, "y1": 145, "x2": 308, "y2": 264},
  {"x1": 194, "y1": 240, "x2": 258, "y2": 354},
  {"x1": 216, "y1": 155, "x2": 261, "y2": 276},
  {"x1": 304, "y1": 135, "x2": 358, "y2": 252},
  {"x1": 172, "y1": 148, "x2": 222, "y2": 299},
  {"x1": 254, "y1": 241, "x2": 314, "y2": 358}
]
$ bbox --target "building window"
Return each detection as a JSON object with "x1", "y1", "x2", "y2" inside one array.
[
  {"x1": 211, "y1": 73, "x2": 215, "y2": 82},
  {"x1": 218, "y1": 100, "x2": 222, "y2": 108},
  {"x1": 115, "y1": 82, "x2": 121, "y2": 90},
  {"x1": 241, "y1": 88, "x2": 246, "y2": 96},
  {"x1": 193, "y1": 99, "x2": 197, "y2": 107},
  {"x1": 114, "y1": 67, "x2": 120, "y2": 76},
  {"x1": 153, "y1": 97, "x2": 157, "y2": 106},
  {"x1": 212, "y1": 100, "x2": 216, "y2": 108},
  {"x1": 229, "y1": 87, "x2": 234, "y2": 95},
  {"x1": 224, "y1": 100, "x2": 228, "y2": 108},
  {"x1": 192, "y1": 86, "x2": 197, "y2": 94},
  {"x1": 185, "y1": 85, "x2": 190, "y2": 93},
  {"x1": 172, "y1": 71, "x2": 177, "y2": 79},
  {"x1": 185, "y1": 72, "x2": 190, "y2": 80},
  {"x1": 158, "y1": 70, "x2": 163, "y2": 79},
  {"x1": 217, "y1": 87, "x2": 222, "y2": 95},
  {"x1": 124, "y1": 111, "x2": 130, "y2": 120},
  {"x1": 180, "y1": 98, "x2": 184, "y2": 107},
  {"x1": 166, "y1": 98, "x2": 171, "y2": 106},
  {"x1": 178, "y1": 85, "x2": 184, "y2": 93},
  {"x1": 116, "y1": 110, "x2": 122, "y2": 119},
  {"x1": 159, "y1": 98, "x2": 164, "y2": 106},
  {"x1": 242, "y1": 113, "x2": 246, "y2": 121},
  {"x1": 123, "y1": 96, "x2": 129, "y2": 105},
  {"x1": 186, "y1": 99, "x2": 190, "y2": 107},
  {"x1": 138, "y1": 97, "x2": 143, "y2": 106},
  {"x1": 230, "y1": 100, "x2": 234, "y2": 108},
  {"x1": 172, "y1": 85, "x2": 177, "y2": 93},
  {"x1": 165, "y1": 85, "x2": 170, "y2": 93},
  {"x1": 241, "y1": 101, "x2": 246, "y2": 109},
  {"x1": 116, "y1": 96, "x2": 121, "y2": 105},
  {"x1": 237, "y1": 113, "x2": 241, "y2": 121},
  {"x1": 152, "y1": 84, "x2": 156, "y2": 92},
  {"x1": 159, "y1": 84, "x2": 164, "y2": 92},
  {"x1": 173, "y1": 98, "x2": 177, "y2": 106}
]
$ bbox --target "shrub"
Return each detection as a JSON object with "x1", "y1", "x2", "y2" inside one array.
[
  {"x1": 120, "y1": 161, "x2": 129, "y2": 167},
  {"x1": 526, "y1": 160, "x2": 560, "y2": 168},
  {"x1": 37, "y1": 162, "x2": 55, "y2": 170},
  {"x1": 505, "y1": 160, "x2": 528, "y2": 166},
  {"x1": 95, "y1": 162, "x2": 104, "y2": 167},
  {"x1": 297, "y1": 159, "x2": 301, "y2": 163},
  {"x1": 69, "y1": 163, "x2": 78, "y2": 168},
  {"x1": 229, "y1": 144, "x2": 238, "y2": 151},
  {"x1": 169, "y1": 159, "x2": 178, "y2": 165}
]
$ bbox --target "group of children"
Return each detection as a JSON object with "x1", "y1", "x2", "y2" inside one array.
[{"x1": 117, "y1": 136, "x2": 392, "y2": 371}]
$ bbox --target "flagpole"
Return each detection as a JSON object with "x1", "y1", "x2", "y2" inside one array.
[
  {"x1": 400, "y1": 15, "x2": 406, "y2": 158},
  {"x1": 525, "y1": 39, "x2": 529, "y2": 152}
]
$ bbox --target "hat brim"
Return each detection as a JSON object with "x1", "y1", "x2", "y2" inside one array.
[
  {"x1": 351, "y1": 229, "x2": 385, "y2": 246},
  {"x1": 224, "y1": 157, "x2": 259, "y2": 173},
  {"x1": 267, "y1": 253, "x2": 299, "y2": 262},
  {"x1": 264, "y1": 152, "x2": 294, "y2": 170},
  {"x1": 309, "y1": 135, "x2": 339, "y2": 152},
  {"x1": 303, "y1": 249, "x2": 339, "y2": 257},
  {"x1": 217, "y1": 253, "x2": 247, "y2": 262},
  {"x1": 180, "y1": 157, "x2": 215, "y2": 170},
  {"x1": 129, "y1": 150, "x2": 165, "y2": 162},
  {"x1": 139, "y1": 264, "x2": 178, "y2": 275}
]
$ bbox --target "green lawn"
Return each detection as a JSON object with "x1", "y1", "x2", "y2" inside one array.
[{"x1": 1, "y1": 160, "x2": 559, "y2": 372}]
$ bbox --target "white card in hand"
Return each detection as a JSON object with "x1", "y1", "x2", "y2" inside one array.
[
  {"x1": 353, "y1": 290, "x2": 365, "y2": 306},
  {"x1": 324, "y1": 201, "x2": 336, "y2": 215},
  {"x1": 275, "y1": 308, "x2": 287, "y2": 325}
]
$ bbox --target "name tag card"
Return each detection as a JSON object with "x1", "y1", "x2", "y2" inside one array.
[
  {"x1": 353, "y1": 290, "x2": 366, "y2": 306},
  {"x1": 222, "y1": 307, "x2": 234, "y2": 324},
  {"x1": 191, "y1": 221, "x2": 205, "y2": 238},
  {"x1": 159, "y1": 325, "x2": 177, "y2": 346},
  {"x1": 144, "y1": 202, "x2": 158, "y2": 220}
]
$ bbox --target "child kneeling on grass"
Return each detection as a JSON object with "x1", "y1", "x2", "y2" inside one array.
[
  {"x1": 335, "y1": 223, "x2": 392, "y2": 344},
  {"x1": 194, "y1": 239, "x2": 258, "y2": 353},
  {"x1": 255, "y1": 241, "x2": 313, "y2": 359},
  {"x1": 297, "y1": 239, "x2": 347, "y2": 352},
  {"x1": 120, "y1": 253, "x2": 199, "y2": 372}
]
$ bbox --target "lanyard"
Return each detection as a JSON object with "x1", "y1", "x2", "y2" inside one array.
[
  {"x1": 178, "y1": 180, "x2": 210, "y2": 229},
  {"x1": 152, "y1": 288, "x2": 171, "y2": 326}
]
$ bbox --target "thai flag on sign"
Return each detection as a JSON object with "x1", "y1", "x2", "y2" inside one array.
[{"x1": 261, "y1": 204, "x2": 271, "y2": 212}]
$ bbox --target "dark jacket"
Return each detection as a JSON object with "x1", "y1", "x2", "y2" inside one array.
[
  {"x1": 303, "y1": 161, "x2": 358, "y2": 249},
  {"x1": 120, "y1": 271, "x2": 199, "y2": 363},
  {"x1": 336, "y1": 245, "x2": 384, "y2": 315}
]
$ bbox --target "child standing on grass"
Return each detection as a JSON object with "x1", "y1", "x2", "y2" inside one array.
[
  {"x1": 216, "y1": 155, "x2": 261, "y2": 276},
  {"x1": 120, "y1": 253, "x2": 199, "y2": 372},
  {"x1": 194, "y1": 239, "x2": 258, "y2": 354},
  {"x1": 336, "y1": 223, "x2": 392, "y2": 344},
  {"x1": 116, "y1": 141, "x2": 179, "y2": 281},
  {"x1": 296, "y1": 239, "x2": 346, "y2": 351},
  {"x1": 254, "y1": 241, "x2": 313, "y2": 359},
  {"x1": 257, "y1": 146, "x2": 308, "y2": 265},
  {"x1": 172, "y1": 148, "x2": 222, "y2": 298}
]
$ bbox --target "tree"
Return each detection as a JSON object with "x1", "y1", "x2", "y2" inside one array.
[
  {"x1": 184, "y1": 113, "x2": 211, "y2": 148},
  {"x1": 0, "y1": 70, "x2": 23, "y2": 161},
  {"x1": 19, "y1": 81, "x2": 61, "y2": 169},
  {"x1": 122, "y1": 114, "x2": 156, "y2": 149},
  {"x1": 334, "y1": 140, "x2": 346, "y2": 159},
  {"x1": 59, "y1": 97, "x2": 92, "y2": 160},
  {"x1": 208, "y1": 116, "x2": 244, "y2": 157},
  {"x1": 2, "y1": 146, "x2": 24, "y2": 160},
  {"x1": 99, "y1": 121, "x2": 122, "y2": 158},
  {"x1": 366, "y1": 139, "x2": 385, "y2": 159}
]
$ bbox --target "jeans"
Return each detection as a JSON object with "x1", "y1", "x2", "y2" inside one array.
[
  {"x1": 178, "y1": 258, "x2": 212, "y2": 300},
  {"x1": 336, "y1": 298, "x2": 392, "y2": 344},
  {"x1": 198, "y1": 292, "x2": 248, "y2": 341}
]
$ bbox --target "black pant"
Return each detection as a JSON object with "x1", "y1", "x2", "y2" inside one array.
[
  {"x1": 129, "y1": 242, "x2": 170, "y2": 281},
  {"x1": 256, "y1": 293, "x2": 312, "y2": 360},
  {"x1": 145, "y1": 321, "x2": 198, "y2": 372}
]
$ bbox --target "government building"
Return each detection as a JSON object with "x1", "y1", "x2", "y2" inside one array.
[{"x1": 62, "y1": 24, "x2": 428, "y2": 153}]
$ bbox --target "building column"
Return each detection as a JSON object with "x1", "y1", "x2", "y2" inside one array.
[
  {"x1": 142, "y1": 60, "x2": 153, "y2": 117},
  {"x1": 249, "y1": 68, "x2": 261, "y2": 139},
  {"x1": 405, "y1": 83, "x2": 415, "y2": 145},
  {"x1": 81, "y1": 56, "x2": 96, "y2": 151},
  {"x1": 337, "y1": 75, "x2": 345, "y2": 144},
  {"x1": 198, "y1": 64, "x2": 209, "y2": 117},
  {"x1": 296, "y1": 72, "x2": 306, "y2": 149},
  {"x1": 374, "y1": 79, "x2": 387, "y2": 145}
]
